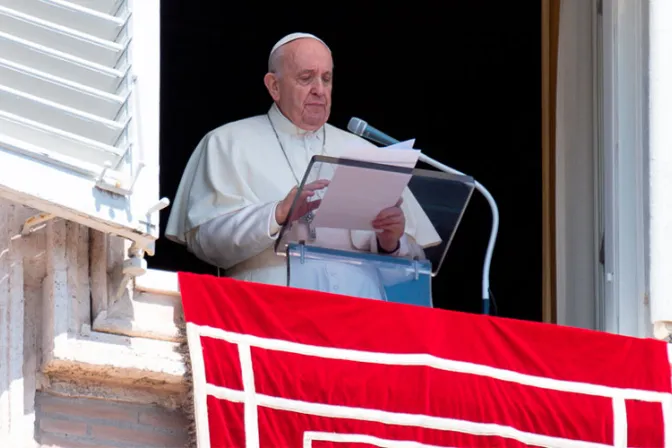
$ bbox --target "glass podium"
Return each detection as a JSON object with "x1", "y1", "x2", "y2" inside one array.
[{"x1": 274, "y1": 155, "x2": 474, "y2": 308}]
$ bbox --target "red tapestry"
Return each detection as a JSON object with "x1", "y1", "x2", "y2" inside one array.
[{"x1": 178, "y1": 272, "x2": 672, "y2": 448}]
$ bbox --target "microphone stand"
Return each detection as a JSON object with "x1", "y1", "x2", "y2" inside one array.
[
  {"x1": 351, "y1": 127, "x2": 499, "y2": 315},
  {"x1": 416, "y1": 153, "x2": 499, "y2": 316}
]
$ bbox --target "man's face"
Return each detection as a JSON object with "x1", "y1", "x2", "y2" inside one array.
[{"x1": 266, "y1": 39, "x2": 333, "y2": 131}]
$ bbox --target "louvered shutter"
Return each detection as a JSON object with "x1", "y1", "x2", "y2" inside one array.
[{"x1": 0, "y1": 0, "x2": 163, "y2": 254}]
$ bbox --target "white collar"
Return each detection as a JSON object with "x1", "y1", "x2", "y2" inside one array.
[{"x1": 268, "y1": 103, "x2": 325, "y2": 139}]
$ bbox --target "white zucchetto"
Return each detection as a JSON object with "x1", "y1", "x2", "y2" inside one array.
[{"x1": 268, "y1": 32, "x2": 330, "y2": 69}]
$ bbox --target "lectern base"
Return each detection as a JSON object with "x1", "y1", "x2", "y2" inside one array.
[{"x1": 287, "y1": 242, "x2": 433, "y2": 308}]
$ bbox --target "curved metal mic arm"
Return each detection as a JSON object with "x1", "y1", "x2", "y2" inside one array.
[
  {"x1": 417, "y1": 154, "x2": 499, "y2": 315},
  {"x1": 346, "y1": 118, "x2": 499, "y2": 314}
]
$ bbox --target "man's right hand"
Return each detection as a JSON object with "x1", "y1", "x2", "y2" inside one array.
[{"x1": 275, "y1": 179, "x2": 330, "y2": 225}]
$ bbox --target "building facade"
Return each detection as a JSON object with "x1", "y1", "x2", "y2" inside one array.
[{"x1": 1, "y1": 0, "x2": 671, "y2": 446}]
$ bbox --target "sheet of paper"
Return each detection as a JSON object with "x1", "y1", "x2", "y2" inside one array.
[
  {"x1": 386, "y1": 139, "x2": 416, "y2": 149},
  {"x1": 311, "y1": 141, "x2": 421, "y2": 230},
  {"x1": 337, "y1": 139, "x2": 419, "y2": 167}
]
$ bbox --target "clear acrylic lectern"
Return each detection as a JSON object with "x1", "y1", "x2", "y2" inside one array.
[{"x1": 273, "y1": 155, "x2": 474, "y2": 308}]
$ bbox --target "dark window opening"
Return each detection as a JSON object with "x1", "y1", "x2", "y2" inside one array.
[{"x1": 153, "y1": 2, "x2": 542, "y2": 321}]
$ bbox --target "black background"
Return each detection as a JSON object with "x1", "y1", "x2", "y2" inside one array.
[{"x1": 152, "y1": 2, "x2": 543, "y2": 321}]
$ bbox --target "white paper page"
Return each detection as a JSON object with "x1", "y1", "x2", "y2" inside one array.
[
  {"x1": 386, "y1": 139, "x2": 416, "y2": 149},
  {"x1": 311, "y1": 141, "x2": 420, "y2": 230},
  {"x1": 337, "y1": 140, "x2": 419, "y2": 168}
]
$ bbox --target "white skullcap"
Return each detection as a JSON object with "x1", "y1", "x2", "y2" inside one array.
[{"x1": 268, "y1": 32, "x2": 330, "y2": 70}]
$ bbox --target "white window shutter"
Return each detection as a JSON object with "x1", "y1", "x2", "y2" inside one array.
[{"x1": 0, "y1": 0, "x2": 165, "y2": 255}]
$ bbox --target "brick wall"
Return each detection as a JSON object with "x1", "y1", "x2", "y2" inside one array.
[{"x1": 35, "y1": 392, "x2": 189, "y2": 448}]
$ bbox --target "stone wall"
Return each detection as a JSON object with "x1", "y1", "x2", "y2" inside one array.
[
  {"x1": 1, "y1": 198, "x2": 47, "y2": 445},
  {"x1": 35, "y1": 392, "x2": 188, "y2": 448},
  {"x1": 0, "y1": 198, "x2": 186, "y2": 447}
]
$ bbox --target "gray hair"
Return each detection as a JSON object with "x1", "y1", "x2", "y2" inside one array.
[{"x1": 268, "y1": 45, "x2": 286, "y2": 75}]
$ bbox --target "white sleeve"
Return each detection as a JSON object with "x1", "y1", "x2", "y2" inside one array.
[{"x1": 186, "y1": 201, "x2": 281, "y2": 270}]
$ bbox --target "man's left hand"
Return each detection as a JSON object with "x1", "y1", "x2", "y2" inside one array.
[{"x1": 372, "y1": 198, "x2": 405, "y2": 253}]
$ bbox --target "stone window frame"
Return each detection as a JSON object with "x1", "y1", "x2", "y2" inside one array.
[
  {"x1": 40, "y1": 224, "x2": 185, "y2": 407},
  {"x1": 89, "y1": 231, "x2": 182, "y2": 343},
  {"x1": 1, "y1": 205, "x2": 184, "y2": 445}
]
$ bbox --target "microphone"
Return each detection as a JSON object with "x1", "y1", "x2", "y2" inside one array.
[
  {"x1": 347, "y1": 118, "x2": 399, "y2": 147},
  {"x1": 349, "y1": 117, "x2": 465, "y2": 177},
  {"x1": 346, "y1": 117, "x2": 500, "y2": 316}
]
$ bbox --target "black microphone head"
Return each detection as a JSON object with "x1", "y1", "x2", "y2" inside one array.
[{"x1": 347, "y1": 117, "x2": 367, "y2": 136}]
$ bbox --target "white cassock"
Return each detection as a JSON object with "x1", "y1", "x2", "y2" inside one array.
[{"x1": 165, "y1": 103, "x2": 441, "y2": 300}]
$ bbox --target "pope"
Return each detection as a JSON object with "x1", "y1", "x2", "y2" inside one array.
[{"x1": 166, "y1": 32, "x2": 438, "y2": 299}]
